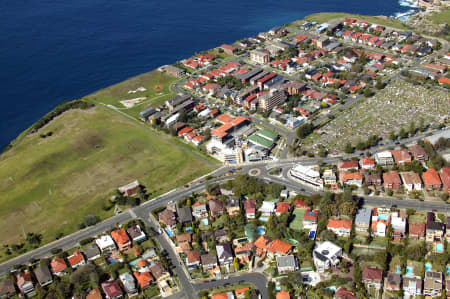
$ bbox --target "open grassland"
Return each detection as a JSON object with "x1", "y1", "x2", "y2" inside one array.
[
  {"x1": 429, "y1": 7, "x2": 450, "y2": 24},
  {"x1": 0, "y1": 107, "x2": 213, "y2": 254},
  {"x1": 88, "y1": 70, "x2": 179, "y2": 108},
  {"x1": 302, "y1": 79, "x2": 450, "y2": 152},
  {"x1": 291, "y1": 12, "x2": 410, "y2": 30}
]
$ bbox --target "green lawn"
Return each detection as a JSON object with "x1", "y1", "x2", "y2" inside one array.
[
  {"x1": 88, "y1": 70, "x2": 179, "y2": 108},
  {"x1": 429, "y1": 7, "x2": 450, "y2": 24},
  {"x1": 0, "y1": 107, "x2": 213, "y2": 260},
  {"x1": 289, "y1": 208, "x2": 305, "y2": 231},
  {"x1": 292, "y1": 12, "x2": 410, "y2": 30}
]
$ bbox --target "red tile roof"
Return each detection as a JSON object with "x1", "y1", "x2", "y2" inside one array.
[
  {"x1": 335, "y1": 288, "x2": 357, "y2": 299},
  {"x1": 339, "y1": 171, "x2": 363, "y2": 182},
  {"x1": 133, "y1": 271, "x2": 154, "y2": 288},
  {"x1": 328, "y1": 218, "x2": 352, "y2": 230},
  {"x1": 187, "y1": 250, "x2": 200, "y2": 263},
  {"x1": 276, "y1": 202, "x2": 290, "y2": 213},
  {"x1": 276, "y1": 290, "x2": 290, "y2": 299},
  {"x1": 383, "y1": 170, "x2": 401, "y2": 185},
  {"x1": 67, "y1": 251, "x2": 84, "y2": 267},
  {"x1": 216, "y1": 114, "x2": 233, "y2": 124},
  {"x1": 267, "y1": 239, "x2": 292, "y2": 254},
  {"x1": 110, "y1": 229, "x2": 130, "y2": 245},
  {"x1": 338, "y1": 160, "x2": 359, "y2": 170},
  {"x1": 363, "y1": 266, "x2": 383, "y2": 281},
  {"x1": 423, "y1": 168, "x2": 442, "y2": 186},
  {"x1": 50, "y1": 258, "x2": 67, "y2": 273},
  {"x1": 254, "y1": 235, "x2": 273, "y2": 250},
  {"x1": 391, "y1": 149, "x2": 412, "y2": 164},
  {"x1": 360, "y1": 157, "x2": 375, "y2": 166},
  {"x1": 294, "y1": 199, "x2": 308, "y2": 209},
  {"x1": 212, "y1": 293, "x2": 228, "y2": 299},
  {"x1": 409, "y1": 222, "x2": 425, "y2": 237},
  {"x1": 304, "y1": 209, "x2": 318, "y2": 221}
]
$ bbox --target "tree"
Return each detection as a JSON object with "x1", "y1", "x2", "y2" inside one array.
[
  {"x1": 26, "y1": 233, "x2": 42, "y2": 246},
  {"x1": 409, "y1": 121, "x2": 416, "y2": 137},
  {"x1": 233, "y1": 257, "x2": 240, "y2": 271},
  {"x1": 398, "y1": 127, "x2": 407, "y2": 139},
  {"x1": 375, "y1": 78, "x2": 384, "y2": 90},
  {"x1": 137, "y1": 187, "x2": 147, "y2": 202},
  {"x1": 389, "y1": 131, "x2": 397, "y2": 141},
  {"x1": 356, "y1": 140, "x2": 366, "y2": 151},
  {"x1": 297, "y1": 123, "x2": 314, "y2": 139},
  {"x1": 84, "y1": 215, "x2": 99, "y2": 227},
  {"x1": 344, "y1": 142, "x2": 354, "y2": 154}
]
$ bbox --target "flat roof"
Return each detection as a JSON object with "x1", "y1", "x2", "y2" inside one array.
[
  {"x1": 248, "y1": 134, "x2": 274, "y2": 149},
  {"x1": 257, "y1": 129, "x2": 278, "y2": 142}
]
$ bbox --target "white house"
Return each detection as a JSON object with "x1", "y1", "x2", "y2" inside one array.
[
  {"x1": 259, "y1": 201, "x2": 276, "y2": 217},
  {"x1": 95, "y1": 235, "x2": 116, "y2": 254},
  {"x1": 375, "y1": 151, "x2": 394, "y2": 166},
  {"x1": 313, "y1": 241, "x2": 342, "y2": 272}
]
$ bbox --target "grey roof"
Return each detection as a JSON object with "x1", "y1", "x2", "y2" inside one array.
[
  {"x1": 177, "y1": 206, "x2": 193, "y2": 223},
  {"x1": 276, "y1": 255, "x2": 297, "y2": 268},
  {"x1": 34, "y1": 264, "x2": 52, "y2": 285},
  {"x1": 216, "y1": 243, "x2": 233, "y2": 260},
  {"x1": 142, "y1": 248, "x2": 157, "y2": 260},
  {"x1": 386, "y1": 272, "x2": 402, "y2": 287},
  {"x1": 0, "y1": 279, "x2": 15, "y2": 296},
  {"x1": 84, "y1": 244, "x2": 101, "y2": 259},
  {"x1": 201, "y1": 253, "x2": 218, "y2": 266},
  {"x1": 139, "y1": 107, "x2": 156, "y2": 119},
  {"x1": 119, "y1": 272, "x2": 137, "y2": 294},
  {"x1": 226, "y1": 196, "x2": 240, "y2": 208},
  {"x1": 355, "y1": 209, "x2": 372, "y2": 225},
  {"x1": 237, "y1": 67, "x2": 263, "y2": 82}
]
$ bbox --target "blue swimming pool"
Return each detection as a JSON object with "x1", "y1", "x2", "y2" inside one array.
[
  {"x1": 378, "y1": 215, "x2": 389, "y2": 221},
  {"x1": 185, "y1": 227, "x2": 192, "y2": 231},
  {"x1": 396, "y1": 266, "x2": 401, "y2": 274},
  {"x1": 201, "y1": 218, "x2": 209, "y2": 225},
  {"x1": 129, "y1": 259, "x2": 140, "y2": 266},
  {"x1": 107, "y1": 258, "x2": 116, "y2": 264},
  {"x1": 425, "y1": 263, "x2": 432, "y2": 271},
  {"x1": 436, "y1": 243, "x2": 444, "y2": 253},
  {"x1": 257, "y1": 226, "x2": 266, "y2": 235},
  {"x1": 405, "y1": 266, "x2": 413, "y2": 276},
  {"x1": 259, "y1": 217, "x2": 269, "y2": 222},
  {"x1": 309, "y1": 231, "x2": 316, "y2": 239},
  {"x1": 326, "y1": 286, "x2": 336, "y2": 292},
  {"x1": 275, "y1": 286, "x2": 281, "y2": 291},
  {"x1": 446, "y1": 265, "x2": 450, "y2": 276}
]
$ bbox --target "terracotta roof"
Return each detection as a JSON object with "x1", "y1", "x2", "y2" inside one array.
[
  {"x1": 338, "y1": 160, "x2": 359, "y2": 170},
  {"x1": 304, "y1": 209, "x2": 318, "y2": 221},
  {"x1": 335, "y1": 288, "x2": 357, "y2": 299},
  {"x1": 360, "y1": 157, "x2": 375, "y2": 166},
  {"x1": 235, "y1": 287, "x2": 249, "y2": 294},
  {"x1": 111, "y1": 229, "x2": 130, "y2": 245},
  {"x1": 133, "y1": 271, "x2": 154, "y2": 288},
  {"x1": 328, "y1": 218, "x2": 352, "y2": 230},
  {"x1": 101, "y1": 280, "x2": 122, "y2": 298},
  {"x1": 383, "y1": 170, "x2": 401, "y2": 184},
  {"x1": 176, "y1": 233, "x2": 192, "y2": 243},
  {"x1": 187, "y1": 250, "x2": 200, "y2": 263},
  {"x1": 212, "y1": 293, "x2": 228, "y2": 299},
  {"x1": 276, "y1": 202, "x2": 290, "y2": 213},
  {"x1": 50, "y1": 258, "x2": 67, "y2": 273},
  {"x1": 409, "y1": 222, "x2": 425, "y2": 236},
  {"x1": 339, "y1": 171, "x2": 362, "y2": 182},
  {"x1": 441, "y1": 167, "x2": 450, "y2": 188},
  {"x1": 86, "y1": 288, "x2": 102, "y2": 299},
  {"x1": 276, "y1": 290, "x2": 290, "y2": 299},
  {"x1": 231, "y1": 116, "x2": 247, "y2": 127},
  {"x1": 216, "y1": 114, "x2": 233, "y2": 124},
  {"x1": 423, "y1": 168, "x2": 442, "y2": 186},
  {"x1": 254, "y1": 235, "x2": 273, "y2": 250},
  {"x1": 294, "y1": 199, "x2": 308, "y2": 209},
  {"x1": 267, "y1": 239, "x2": 292, "y2": 254},
  {"x1": 391, "y1": 149, "x2": 412, "y2": 163},
  {"x1": 138, "y1": 259, "x2": 148, "y2": 268},
  {"x1": 363, "y1": 266, "x2": 383, "y2": 281},
  {"x1": 67, "y1": 251, "x2": 84, "y2": 267}
]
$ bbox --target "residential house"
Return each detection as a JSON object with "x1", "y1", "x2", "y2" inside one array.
[
  {"x1": 216, "y1": 243, "x2": 234, "y2": 266},
  {"x1": 192, "y1": 202, "x2": 208, "y2": 219},
  {"x1": 391, "y1": 149, "x2": 412, "y2": 165},
  {"x1": 215, "y1": 229, "x2": 230, "y2": 243},
  {"x1": 355, "y1": 208, "x2": 372, "y2": 233},
  {"x1": 244, "y1": 199, "x2": 257, "y2": 219},
  {"x1": 426, "y1": 212, "x2": 445, "y2": 242},
  {"x1": 391, "y1": 211, "x2": 407, "y2": 240},
  {"x1": 34, "y1": 264, "x2": 53, "y2": 287},
  {"x1": 409, "y1": 222, "x2": 425, "y2": 239},
  {"x1": 259, "y1": 201, "x2": 276, "y2": 217},
  {"x1": 220, "y1": 44, "x2": 237, "y2": 55},
  {"x1": 423, "y1": 168, "x2": 442, "y2": 191},
  {"x1": 441, "y1": 167, "x2": 450, "y2": 194},
  {"x1": 102, "y1": 280, "x2": 123, "y2": 299},
  {"x1": 176, "y1": 233, "x2": 192, "y2": 252},
  {"x1": 177, "y1": 206, "x2": 193, "y2": 224},
  {"x1": 400, "y1": 171, "x2": 422, "y2": 191},
  {"x1": 50, "y1": 258, "x2": 68, "y2": 276},
  {"x1": 371, "y1": 208, "x2": 388, "y2": 237},
  {"x1": 334, "y1": 288, "x2": 357, "y2": 299},
  {"x1": 276, "y1": 291, "x2": 290, "y2": 299},
  {"x1": 84, "y1": 243, "x2": 101, "y2": 261},
  {"x1": 327, "y1": 218, "x2": 352, "y2": 237},
  {"x1": 133, "y1": 272, "x2": 154, "y2": 290},
  {"x1": 150, "y1": 261, "x2": 170, "y2": 283},
  {"x1": 158, "y1": 209, "x2": 176, "y2": 229},
  {"x1": 68, "y1": 251, "x2": 85, "y2": 268},
  {"x1": 363, "y1": 266, "x2": 384, "y2": 290},
  {"x1": 267, "y1": 239, "x2": 293, "y2": 258},
  {"x1": 234, "y1": 243, "x2": 253, "y2": 264},
  {"x1": 127, "y1": 224, "x2": 146, "y2": 243},
  {"x1": 375, "y1": 151, "x2": 394, "y2": 166},
  {"x1": 16, "y1": 272, "x2": 35, "y2": 298},
  {"x1": 276, "y1": 255, "x2": 298, "y2": 273},
  {"x1": 403, "y1": 276, "x2": 423, "y2": 297},
  {"x1": 250, "y1": 49, "x2": 270, "y2": 64},
  {"x1": 96, "y1": 235, "x2": 117, "y2": 254},
  {"x1": 410, "y1": 144, "x2": 428, "y2": 161},
  {"x1": 186, "y1": 250, "x2": 201, "y2": 269},
  {"x1": 276, "y1": 202, "x2": 290, "y2": 216},
  {"x1": 201, "y1": 253, "x2": 218, "y2": 271},
  {"x1": 424, "y1": 271, "x2": 443, "y2": 297},
  {"x1": 313, "y1": 241, "x2": 342, "y2": 272},
  {"x1": 0, "y1": 280, "x2": 16, "y2": 298},
  {"x1": 208, "y1": 199, "x2": 224, "y2": 218},
  {"x1": 338, "y1": 160, "x2": 359, "y2": 172},
  {"x1": 119, "y1": 272, "x2": 138, "y2": 297},
  {"x1": 322, "y1": 169, "x2": 337, "y2": 189},
  {"x1": 118, "y1": 180, "x2": 140, "y2": 197},
  {"x1": 364, "y1": 173, "x2": 382, "y2": 187},
  {"x1": 294, "y1": 199, "x2": 308, "y2": 209},
  {"x1": 383, "y1": 170, "x2": 402, "y2": 190},
  {"x1": 226, "y1": 196, "x2": 240, "y2": 216},
  {"x1": 339, "y1": 171, "x2": 363, "y2": 188},
  {"x1": 212, "y1": 292, "x2": 235, "y2": 299},
  {"x1": 111, "y1": 229, "x2": 131, "y2": 251},
  {"x1": 360, "y1": 157, "x2": 376, "y2": 170},
  {"x1": 384, "y1": 272, "x2": 402, "y2": 291},
  {"x1": 303, "y1": 209, "x2": 319, "y2": 229}
]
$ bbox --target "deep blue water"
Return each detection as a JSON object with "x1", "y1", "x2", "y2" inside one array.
[{"x1": 0, "y1": 0, "x2": 414, "y2": 148}]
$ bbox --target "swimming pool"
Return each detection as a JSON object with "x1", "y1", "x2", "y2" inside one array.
[
  {"x1": 201, "y1": 218, "x2": 209, "y2": 225},
  {"x1": 378, "y1": 215, "x2": 389, "y2": 221},
  {"x1": 129, "y1": 259, "x2": 140, "y2": 266},
  {"x1": 436, "y1": 243, "x2": 444, "y2": 253},
  {"x1": 288, "y1": 239, "x2": 299, "y2": 246},
  {"x1": 309, "y1": 231, "x2": 316, "y2": 240},
  {"x1": 405, "y1": 266, "x2": 413, "y2": 276},
  {"x1": 259, "y1": 217, "x2": 269, "y2": 222},
  {"x1": 107, "y1": 258, "x2": 116, "y2": 264},
  {"x1": 425, "y1": 263, "x2": 432, "y2": 271},
  {"x1": 396, "y1": 266, "x2": 401, "y2": 274},
  {"x1": 185, "y1": 227, "x2": 192, "y2": 231},
  {"x1": 446, "y1": 265, "x2": 450, "y2": 276},
  {"x1": 257, "y1": 226, "x2": 266, "y2": 235},
  {"x1": 326, "y1": 286, "x2": 336, "y2": 292}
]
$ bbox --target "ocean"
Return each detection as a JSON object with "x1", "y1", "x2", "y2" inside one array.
[{"x1": 0, "y1": 0, "x2": 417, "y2": 149}]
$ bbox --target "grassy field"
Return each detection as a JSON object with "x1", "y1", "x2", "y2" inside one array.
[
  {"x1": 0, "y1": 107, "x2": 214, "y2": 258},
  {"x1": 429, "y1": 7, "x2": 450, "y2": 24},
  {"x1": 291, "y1": 12, "x2": 410, "y2": 30},
  {"x1": 88, "y1": 70, "x2": 179, "y2": 108}
]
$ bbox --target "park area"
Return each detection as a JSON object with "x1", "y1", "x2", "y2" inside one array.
[
  {"x1": 302, "y1": 79, "x2": 450, "y2": 152},
  {"x1": 0, "y1": 106, "x2": 213, "y2": 261},
  {"x1": 88, "y1": 70, "x2": 178, "y2": 111}
]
